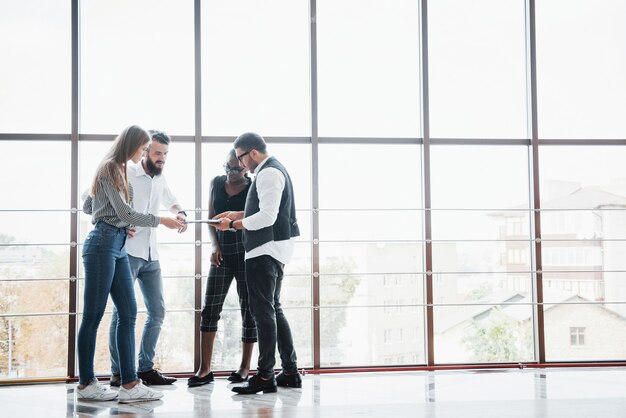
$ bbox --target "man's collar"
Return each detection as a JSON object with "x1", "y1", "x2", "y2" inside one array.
[
  {"x1": 255, "y1": 155, "x2": 272, "y2": 172},
  {"x1": 134, "y1": 160, "x2": 152, "y2": 177}
]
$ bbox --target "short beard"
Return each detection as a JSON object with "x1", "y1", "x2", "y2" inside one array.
[{"x1": 145, "y1": 155, "x2": 163, "y2": 176}]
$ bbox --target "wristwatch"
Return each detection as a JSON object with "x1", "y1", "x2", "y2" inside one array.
[{"x1": 229, "y1": 219, "x2": 237, "y2": 232}]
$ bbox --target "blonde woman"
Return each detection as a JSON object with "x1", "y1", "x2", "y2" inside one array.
[{"x1": 77, "y1": 125, "x2": 184, "y2": 402}]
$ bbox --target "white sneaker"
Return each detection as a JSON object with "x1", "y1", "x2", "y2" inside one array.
[
  {"x1": 76, "y1": 379, "x2": 118, "y2": 401},
  {"x1": 118, "y1": 381, "x2": 164, "y2": 403}
]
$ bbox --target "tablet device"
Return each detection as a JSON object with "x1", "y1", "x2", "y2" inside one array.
[{"x1": 184, "y1": 219, "x2": 223, "y2": 224}]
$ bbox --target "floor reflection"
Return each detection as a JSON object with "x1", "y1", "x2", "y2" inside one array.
[{"x1": 4, "y1": 368, "x2": 626, "y2": 417}]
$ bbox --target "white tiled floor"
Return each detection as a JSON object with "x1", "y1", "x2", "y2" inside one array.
[{"x1": 2, "y1": 368, "x2": 626, "y2": 417}]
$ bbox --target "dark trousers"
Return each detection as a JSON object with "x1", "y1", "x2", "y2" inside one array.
[{"x1": 245, "y1": 255, "x2": 297, "y2": 378}]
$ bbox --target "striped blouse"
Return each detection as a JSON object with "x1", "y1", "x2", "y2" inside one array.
[{"x1": 83, "y1": 173, "x2": 160, "y2": 229}]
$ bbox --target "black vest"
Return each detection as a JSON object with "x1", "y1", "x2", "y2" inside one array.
[{"x1": 243, "y1": 157, "x2": 300, "y2": 252}]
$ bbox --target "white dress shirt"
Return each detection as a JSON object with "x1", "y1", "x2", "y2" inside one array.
[
  {"x1": 242, "y1": 156, "x2": 296, "y2": 265},
  {"x1": 125, "y1": 161, "x2": 180, "y2": 261}
]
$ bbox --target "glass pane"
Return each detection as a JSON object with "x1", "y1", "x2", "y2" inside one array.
[
  {"x1": 432, "y1": 210, "x2": 531, "y2": 241},
  {"x1": 433, "y1": 241, "x2": 532, "y2": 274},
  {"x1": 205, "y1": 307, "x2": 259, "y2": 372},
  {"x1": 429, "y1": 0, "x2": 527, "y2": 138},
  {"x1": 542, "y1": 271, "x2": 605, "y2": 304},
  {"x1": 79, "y1": 141, "x2": 195, "y2": 243},
  {"x1": 0, "y1": 245, "x2": 69, "y2": 280},
  {"x1": 211, "y1": 307, "x2": 312, "y2": 370},
  {"x1": 320, "y1": 210, "x2": 422, "y2": 241},
  {"x1": 0, "y1": 315, "x2": 68, "y2": 379},
  {"x1": 201, "y1": 143, "x2": 312, "y2": 214},
  {"x1": 81, "y1": 0, "x2": 194, "y2": 134},
  {"x1": 0, "y1": 212, "x2": 69, "y2": 245},
  {"x1": 0, "y1": 142, "x2": 70, "y2": 210},
  {"x1": 201, "y1": 241, "x2": 311, "y2": 278},
  {"x1": 77, "y1": 244, "x2": 196, "y2": 283},
  {"x1": 77, "y1": 277, "x2": 193, "y2": 314},
  {"x1": 80, "y1": 310, "x2": 195, "y2": 375},
  {"x1": 435, "y1": 304, "x2": 535, "y2": 363},
  {"x1": 151, "y1": 142, "x2": 195, "y2": 212},
  {"x1": 320, "y1": 242, "x2": 423, "y2": 275},
  {"x1": 536, "y1": 0, "x2": 626, "y2": 139},
  {"x1": 0, "y1": 0, "x2": 70, "y2": 133},
  {"x1": 430, "y1": 145, "x2": 530, "y2": 209},
  {"x1": 0, "y1": 280, "x2": 68, "y2": 314},
  {"x1": 317, "y1": 0, "x2": 421, "y2": 137},
  {"x1": 433, "y1": 273, "x2": 533, "y2": 306},
  {"x1": 200, "y1": 210, "x2": 311, "y2": 245},
  {"x1": 78, "y1": 141, "x2": 111, "y2": 207},
  {"x1": 539, "y1": 146, "x2": 626, "y2": 207},
  {"x1": 156, "y1": 244, "x2": 196, "y2": 277},
  {"x1": 151, "y1": 311, "x2": 194, "y2": 372},
  {"x1": 202, "y1": 0, "x2": 310, "y2": 136},
  {"x1": 541, "y1": 211, "x2": 626, "y2": 239},
  {"x1": 321, "y1": 273, "x2": 423, "y2": 309},
  {"x1": 544, "y1": 303, "x2": 626, "y2": 361},
  {"x1": 320, "y1": 307, "x2": 425, "y2": 367},
  {"x1": 319, "y1": 144, "x2": 422, "y2": 209}
]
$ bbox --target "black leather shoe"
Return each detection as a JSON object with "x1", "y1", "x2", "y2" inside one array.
[
  {"x1": 110, "y1": 374, "x2": 121, "y2": 387},
  {"x1": 227, "y1": 372, "x2": 248, "y2": 383},
  {"x1": 232, "y1": 374, "x2": 277, "y2": 394},
  {"x1": 137, "y1": 369, "x2": 177, "y2": 385},
  {"x1": 276, "y1": 371, "x2": 302, "y2": 388},
  {"x1": 187, "y1": 372, "x2": 214, "y2": 387}
]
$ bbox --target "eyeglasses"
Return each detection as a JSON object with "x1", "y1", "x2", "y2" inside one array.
[
  {"x1": 223, "y1": 162, "x2": 243, "y2": 173},
  {"x1": 236, "y1": 150, "x2": 252, "y2": 162}
]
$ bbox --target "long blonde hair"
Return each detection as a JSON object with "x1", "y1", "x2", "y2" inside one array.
[{"x1": 91, "y1": 125, "x2": 150, "y2": 202}]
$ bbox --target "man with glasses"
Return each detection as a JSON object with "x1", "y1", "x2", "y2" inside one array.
[
  {"x1": 188, "y1": 149, "x2": 257, "y2": 387},
  {"x1": 109, "y1": 130, "x2": 187, "y2": 387},
  {"x1": 212, "y1": 132, "x2": 302, "y2": 394}
]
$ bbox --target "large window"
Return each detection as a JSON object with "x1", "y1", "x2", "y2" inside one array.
[
  {"x1": 1, "y1": 0, "x2": 626, "y2": 381},
  {"x1": 536, "y1": 0, "x2": 626, "y2": 139},
  {"x1": 0, "y1": 0, "x2": 71, "y2": 133},
  {"x1": 428, "y1": 0, "x2": 527, "y2": 138},
  {"x1": 316, "y1": 0, "x2": 421, "y2": 137},
  {"x1": 80, "y1": 0, "x2": 195, "y2": 134}
]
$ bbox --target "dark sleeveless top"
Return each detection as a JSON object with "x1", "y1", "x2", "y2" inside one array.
[{"x1": 211, "y1": 175, "x2": 250, "y2": 255}]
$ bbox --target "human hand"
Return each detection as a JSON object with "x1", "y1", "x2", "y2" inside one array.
[
  {"x1": 161, "y1": 217, "x2": 186, "y2": 230},
  {"x1": 211, "y1": 218, "x2": 231, "y2": 231},
  {"x1": 127, "y1": 227, "x2": 137, "y2": 238},
  {"x1": 176, "y1": 214, "x2": 188, "y2": 233},
  {"x1": 213, "y1": 211, "x2": 244, "y2": 221},
  {"x1": 210, "y1": 248, "x2": 223, "y2": 266}
]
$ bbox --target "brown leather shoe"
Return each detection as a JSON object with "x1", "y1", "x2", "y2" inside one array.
[{"x1": 137, "y1": 369, "x2": 177, "y2": 385}]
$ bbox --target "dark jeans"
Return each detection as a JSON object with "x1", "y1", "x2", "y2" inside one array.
[
  {"x1": 78, "y1": 221, "x2": 138, "y2": 385},
  {"x1": 245, "y1": 255, "x2": 297, "y2": 378}
]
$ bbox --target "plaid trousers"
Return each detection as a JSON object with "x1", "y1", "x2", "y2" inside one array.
[{"x1": 200, "y1": 251, "x2": 257, "y2": 343}]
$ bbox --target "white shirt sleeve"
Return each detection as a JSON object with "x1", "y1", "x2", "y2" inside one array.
[
  {"x1": 160, "y1": 177, "x2": 179, "y2": 211},
  {"x1": 242, "y1": 167, "x2": 285, "y2": 231}
]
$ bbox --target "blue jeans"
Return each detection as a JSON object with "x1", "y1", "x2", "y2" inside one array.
[
  {"x1": 78, "y1": 221, "x2": 138, "y2": 385},
  {"x1": 109, "y1": 255, "x2": 165, "y2": 374},
  {"x1": 245, "y1": 255, "x2": 297, "y2": 378}
]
